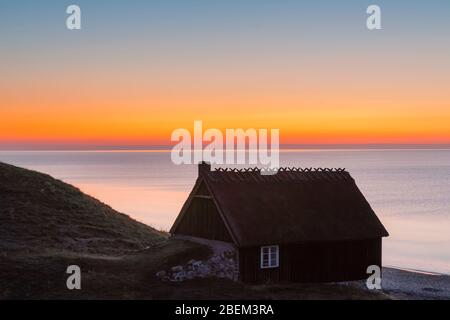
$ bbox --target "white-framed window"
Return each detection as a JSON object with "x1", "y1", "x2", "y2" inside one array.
[{"x1": 260, "y1": 245, "x2": 279, "y2": 269}]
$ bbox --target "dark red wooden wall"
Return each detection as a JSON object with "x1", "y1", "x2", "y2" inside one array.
[
  {"x1": 173, "y1": 196, "x2": 233, "y2": 243},
  {"x1": 239, "y1": 239, "x2": 382, "y2": 283}
]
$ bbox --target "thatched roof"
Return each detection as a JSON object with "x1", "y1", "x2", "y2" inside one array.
[{"x1": 172, "y1": 164, "x2": 389, "y2": 247}]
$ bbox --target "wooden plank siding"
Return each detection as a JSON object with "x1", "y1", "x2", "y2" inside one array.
[
  {"x1": 172, "y1": 196, "x2": 233, "y2": 243},
  {"x1": 239, "y1": 239, "x2": 382, "y2": 283}
]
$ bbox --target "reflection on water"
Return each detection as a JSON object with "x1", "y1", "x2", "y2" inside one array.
[{"x1": 1, "y1": 149, "x2": 449, "y2": 274}]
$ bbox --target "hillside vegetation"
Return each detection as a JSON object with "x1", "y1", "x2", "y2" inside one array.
[{"x1": 0, "y1": 162, "x2": 165, "y2": 255}]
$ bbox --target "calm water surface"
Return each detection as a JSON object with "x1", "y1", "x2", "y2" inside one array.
[{"x1": 1, "y1": 150, "x2": 449, "y2": 274}]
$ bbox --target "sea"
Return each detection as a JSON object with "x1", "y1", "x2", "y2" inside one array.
[{"x1": 1, "y1": 149, "x2": 449, "y2": 274}]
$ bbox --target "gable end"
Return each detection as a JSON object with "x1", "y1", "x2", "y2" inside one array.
[{"x1": 170, "y1": 178, "x2": 235, "y2": 244}]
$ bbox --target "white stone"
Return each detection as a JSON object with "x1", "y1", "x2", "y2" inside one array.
[
  {"x1": 171, "y1": 265, "x2": 183, "y2": 272},
  {"x1": 156, "y1": 270, "x2": 166, "y2": 277}
]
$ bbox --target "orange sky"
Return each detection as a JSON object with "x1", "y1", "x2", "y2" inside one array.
[
  {"x1": 1, "y1": 2, "x2": 450, "y2": 148},
  {"x1": 2, "y1": 63, "x2": 450, "y2": 147}
]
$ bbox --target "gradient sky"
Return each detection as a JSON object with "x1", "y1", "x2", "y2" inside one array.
[{"x1": 1, "y1": 0, "x2": 450, "y2": 148}]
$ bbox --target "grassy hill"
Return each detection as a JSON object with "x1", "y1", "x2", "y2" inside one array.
[
  {"x1": 0, "y1": 162, "x2": 212, "y2": 299},
  {"x1": 0, "y1": 162, "x2": 165, "y2": 255}
]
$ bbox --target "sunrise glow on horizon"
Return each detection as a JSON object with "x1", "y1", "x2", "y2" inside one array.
[{"x1": 1, "y1": 1, "x2": 450, "y2": 149}]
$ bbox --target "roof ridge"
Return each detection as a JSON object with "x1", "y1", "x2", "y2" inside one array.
[
  {"x1": 207, "y1": 167, "x2": 353, "y2": 183},
  {"x1": 214, "y1": 167, "x2": 347, "y2": 172}
]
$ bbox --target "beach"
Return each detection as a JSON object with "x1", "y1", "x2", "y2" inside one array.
[{"x1": 381, "y1": 267, "x2": 450, "y2": 300}]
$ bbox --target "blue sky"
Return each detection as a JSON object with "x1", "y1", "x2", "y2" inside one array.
[{"x1": 1, "y1": 1, "x2": 450, "y2": 147}]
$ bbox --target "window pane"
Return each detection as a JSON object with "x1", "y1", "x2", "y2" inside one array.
[
  {"x1": 271, "y1": 247, "x2": 278, "y2": 267},
  {"x1": 263, "y1": 256, "x2": 269, "y2": 266},
  {"x1": 261, "y1": 246, "x2": 278, "y2": 268}
]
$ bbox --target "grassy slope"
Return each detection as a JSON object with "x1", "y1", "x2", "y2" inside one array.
[
  {"x1": 1, "y1": 240, "x2": 387, "y2": 300},
  {"x1": 1, "y1": 239, "x2": 212, "y2": 299},
  {"x1": 0, "y1": 162, "x2": 389, "y2": 300},
  {"x1": 0, "y1": 162, "x2": 165, "y2": 255}
]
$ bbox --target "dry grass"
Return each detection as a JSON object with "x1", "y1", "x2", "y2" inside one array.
[
  {"x1": 0, "y1": 162, "x2": 165, "y2": 256},
  {"x1": 0, "y1": 238, "x2": 389, "y2": 300}
]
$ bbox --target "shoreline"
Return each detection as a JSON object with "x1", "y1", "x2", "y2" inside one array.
[
  {"x1": 381, "y1": 267, "x2": 450, "y2": 300},
  {"x1": 385, "y1": 265, "x2": 447, "y2": 276}
]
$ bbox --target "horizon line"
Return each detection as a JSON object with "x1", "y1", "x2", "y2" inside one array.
[{"x1": 1, "y1": 143, "x2": 450, "y2": 151}]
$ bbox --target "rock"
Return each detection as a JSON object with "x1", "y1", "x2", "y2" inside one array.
[
  {"x1": 171, "y1": 270, "x2": 186, "y2": 282},
  {"x1": 198, "y1": 265, "x2": 211, "y2": 276},
  {"x1": 192, "y1": 261, "x2": 203, "y2": 267},
  {"x1": 157, "y1": 248, "x2": 239, "y2": 283},
  {"x1": 156, "y1": 270, "x2": 166, "y2": 278},
  {"x1": 210, "y1": 255, "x2": 220, "y2": 263},
  {"x1": 171, "y1": 265, "x2": 183, "y2": 272}
]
